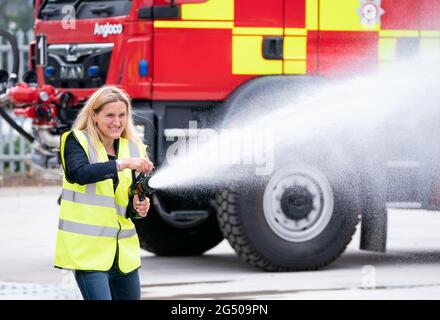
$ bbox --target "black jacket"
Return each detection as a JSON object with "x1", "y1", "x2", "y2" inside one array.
[{"x1": 64, "y1": 132, "x2": 137, "y2": 217}]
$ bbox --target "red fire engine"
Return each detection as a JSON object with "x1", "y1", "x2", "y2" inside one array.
[{"x1": 1, "y1": 0, "x2": 440, "y2": 271}]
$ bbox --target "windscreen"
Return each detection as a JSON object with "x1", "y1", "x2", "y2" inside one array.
[{"x1": 38, "y1": 0, "x2": 133, "y2": 20}]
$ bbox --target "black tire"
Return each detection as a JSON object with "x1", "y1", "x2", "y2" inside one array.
[
  {"x1": 133, "y1": 200, "x2": 224, "y2": 256},
  {"x1": 216, "y1": 163, "x2": 361, "y2": 271}
]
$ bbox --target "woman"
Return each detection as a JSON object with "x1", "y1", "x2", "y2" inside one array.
[{"x1": 54, "y1": 86, "x2": 154, "y2": 300}]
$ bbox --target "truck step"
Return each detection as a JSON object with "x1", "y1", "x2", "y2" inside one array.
[{"x1": 172, "y1": 210, "x2": 210, "y2": 220}]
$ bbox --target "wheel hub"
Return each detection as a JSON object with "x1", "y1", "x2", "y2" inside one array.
[
  {"x1": 280, "y1": 186, "x2": 314, "y2": 220},
  {"x1": 263, "y1": 165, "x2": 334, "y2": 243}
]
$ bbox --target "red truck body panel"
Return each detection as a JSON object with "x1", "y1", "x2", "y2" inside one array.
[{"x1": 30, "y1": 0, "x2": 440, "y2": 102}]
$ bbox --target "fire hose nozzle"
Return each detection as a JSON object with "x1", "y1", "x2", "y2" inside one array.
[
  {"x1": 139, "y1": 174, "x2": 156, "y2": 195},
  {"x1": 130, "y1": 172, "x2": 156, "y2": 202},
  {"x1": 128, "y1": 172, "x2": 156, "y2": 220}
]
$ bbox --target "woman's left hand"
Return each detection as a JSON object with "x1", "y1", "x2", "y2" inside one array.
[{"x1": 133, "y1": 194, "x2": 150, "y2": 218}]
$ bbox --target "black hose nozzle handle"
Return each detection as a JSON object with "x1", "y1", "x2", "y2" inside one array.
[{"x1": 131, "y1": 171, "x2": 156, "y2": 202}]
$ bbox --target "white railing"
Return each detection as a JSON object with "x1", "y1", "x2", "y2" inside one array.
[
  {"x1": 0, "y1": 29, "x2": 34, "y2": 175},
  {"x1": 0, "y1": 113, "x2": 32, "y2": 174}
]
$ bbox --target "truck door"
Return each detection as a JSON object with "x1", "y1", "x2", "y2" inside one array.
[
  {"x1": 233, "y1": 0, "x2": 284, "y2": 75},
  {"x1": 152, "y1": 0, "x2": 285, "y2": 101},
  {"x1": 152, "y1": 0, "x2": 236, "y2": 100}
]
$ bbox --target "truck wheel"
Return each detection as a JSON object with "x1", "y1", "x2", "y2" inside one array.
[
  {"x1": 133, "y1": 201, "x2": 224, "y2": 256},
  {"x1": 216, "y1": 165, "x2": 361, "y2": 271}
]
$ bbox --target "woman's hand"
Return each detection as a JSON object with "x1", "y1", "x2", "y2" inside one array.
[
  {"x1": 133, "y1": 194, "x2": 150, "y2": 218},
  {"x1": 118, "y1": 158, "x2": 154, "y2": 174}
]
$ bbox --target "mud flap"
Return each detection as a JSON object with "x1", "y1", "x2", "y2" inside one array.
[{"x1": 360, "y1": 173, "x2": 387, "y2": 252}]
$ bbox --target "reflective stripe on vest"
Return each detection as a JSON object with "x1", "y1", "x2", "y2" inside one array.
[
  {"x1": 59, "y1": 219, "x2": 137, "y2": 240},
  {"x1": 61, "y1": 188, "x2": 127, "y2": 218}
]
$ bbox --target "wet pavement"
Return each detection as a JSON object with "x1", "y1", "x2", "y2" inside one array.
[{"x1": 1, "y1": 186, "x2": 440, "y2": 300}]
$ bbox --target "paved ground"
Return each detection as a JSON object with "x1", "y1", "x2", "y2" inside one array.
[{"x1": 1, "y1": 186, "x2": 440, "y2": 300}]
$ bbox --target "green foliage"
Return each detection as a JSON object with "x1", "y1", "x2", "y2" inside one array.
[
  {"x1": 0, "y1": 0, "x2": 34, "y2": 32},
  {"x1": 2, "y1": 135, "x2": 31, "y2": 173}
]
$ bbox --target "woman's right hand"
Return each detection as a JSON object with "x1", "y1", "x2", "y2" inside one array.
[{"x1": 119, "y1": 158, "x2": 154, "y2": 174}]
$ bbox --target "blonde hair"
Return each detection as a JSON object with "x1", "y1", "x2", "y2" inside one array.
[{"x1": 72, "y1": 86, "x2": 144, "y2": 161}]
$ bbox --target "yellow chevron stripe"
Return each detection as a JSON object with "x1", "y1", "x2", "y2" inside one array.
[
  {"x1": 182, "y1": 0, "x2": 234, "y2": 21},
  {"x1": 284, "y1": 37, "x2": 307, "y2": 60},
  {"x1": 285, "y1": 28, "x2": 308, "y2": 36},
  {"x1": 319, "y1": 0, "x2": 379, "y2": 31},
  {"x1": 306, "y1": 0, "x2": 318, "y2": 30},
  {"x1": 233, "y1": 27, "x2": 283, "y2": 36},
  {"x1": 154, "y1": 21, "x2": 233, "y2": 29},
  {"x1": 232, "y1": 36, "x2": 282, "y2": 75},
  {"x1": 284, "y1": 61, "x2": 307, "y2": 74}
]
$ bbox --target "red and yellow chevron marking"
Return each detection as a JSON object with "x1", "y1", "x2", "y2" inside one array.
[{"x1": 153, "y1": 0, "x2": 440, "y2": 77}]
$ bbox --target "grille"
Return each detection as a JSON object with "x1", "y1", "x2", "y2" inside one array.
[{"x1": 44, "y1": 43, "x2": 113, "y2": 88}]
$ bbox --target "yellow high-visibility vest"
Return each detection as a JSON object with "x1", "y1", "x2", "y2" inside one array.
[{"x1": 55, "y1": 129, "x2": 146, "y2": 273}]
